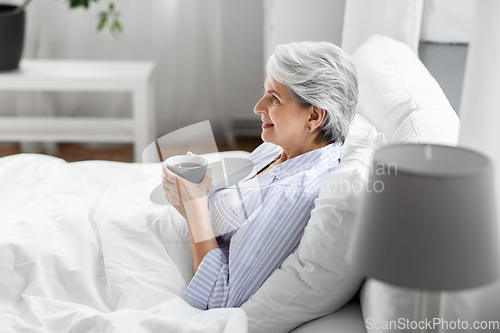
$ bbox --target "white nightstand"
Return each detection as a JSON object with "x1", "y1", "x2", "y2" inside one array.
[{"x1": 0, "y1": 60, "x2": 155, "y2": 162}]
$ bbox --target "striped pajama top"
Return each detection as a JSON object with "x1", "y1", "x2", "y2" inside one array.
[{"x1": 184, "y1": 141, "x2": 341, "y2": 309}]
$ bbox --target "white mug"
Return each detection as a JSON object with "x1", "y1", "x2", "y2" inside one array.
[{"x1": 164, "y1": 155, "x2": 208, "y2": 184}]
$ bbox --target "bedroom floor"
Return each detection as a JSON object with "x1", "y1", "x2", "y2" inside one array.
[{"x1": 0, "y1": 138, "x2": 264, "y2": 163}]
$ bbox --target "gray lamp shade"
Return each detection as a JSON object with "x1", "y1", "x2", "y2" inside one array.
[{"x1": 347, "y1": 144, "x2": 500, "y2": 290}]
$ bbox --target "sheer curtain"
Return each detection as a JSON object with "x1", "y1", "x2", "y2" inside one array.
[{"x1": 0, "y1": 0, "x2": 224, "y2": 152}]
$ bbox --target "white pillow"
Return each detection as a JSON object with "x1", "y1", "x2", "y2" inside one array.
[
  {"x1": 342, "y1": 113, "x2": 384, "y2": 154},
  {"x1": 241, "y1": 116, "x2": 387, "y2": 333},
  {"x1": 352, "y1": 35, "x2": 459, "y2": 143},
  {"x1": 392, "y1": 110, "x2": 459, "y2": 145}
]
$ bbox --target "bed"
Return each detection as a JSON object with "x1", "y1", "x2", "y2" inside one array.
[{"x1": 0, "y1": 35, "x2": 460, "y2": 333}]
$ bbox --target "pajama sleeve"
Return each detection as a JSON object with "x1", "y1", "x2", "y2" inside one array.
[{"x1": 184, "y1": 187, "x2": 314, "y2": 309}]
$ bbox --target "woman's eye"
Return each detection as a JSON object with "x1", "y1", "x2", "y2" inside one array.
[{"x1": 273, "y1": 96, "x2": 280, "y2": 103}]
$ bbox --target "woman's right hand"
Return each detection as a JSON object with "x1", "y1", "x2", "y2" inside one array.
[
  {"x1": 162, "y1": 166, "x2": 188, "y2": 221},
  {"x1": 162, "y1": 150, "x2": 213, "y2": 221}
]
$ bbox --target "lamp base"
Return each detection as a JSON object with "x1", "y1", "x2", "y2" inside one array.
[{"x1": 413, "y1": 291, "x2": 441, "y2": 333}]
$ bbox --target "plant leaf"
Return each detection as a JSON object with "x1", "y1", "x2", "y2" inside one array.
[
  {"x1": 113, "y1": 19, "x2": 122, "y2": 32},
  {"x1": 68, "y1": 0, "x2": 80, "y2": 8},
  {"x1": 69, "y1": 0, "x2": 89, "y2": 9},
  {"x1": 98, "y1": 15, "x2": 107, "y2": 31}
]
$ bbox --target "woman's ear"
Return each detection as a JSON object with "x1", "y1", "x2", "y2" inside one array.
[{"x1": 308, "y1": 106, "x2": 326, "y2": 131}]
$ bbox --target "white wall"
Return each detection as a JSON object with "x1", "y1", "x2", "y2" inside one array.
[
  {"x1": 220, "y1": 0, "x2": 264, "y2": 129},
  {"x1": 421, "y1": 0, "x2": 476, "y2": 43},
  {"x1": 341, "y1": 0, "x2": 423, "y2": 55},
  {"x1": 1, "y1": 0, "x2": 346, "y2": 143},
  {"x1": 221, "y1": 0, "x2": 346, "y2": 131},
  {"x1": 223, "y1": 0, "x2": 346, "y2": 140},
  {"x1": 263, "y1": 0, "x2": 345, "y2": 63}
]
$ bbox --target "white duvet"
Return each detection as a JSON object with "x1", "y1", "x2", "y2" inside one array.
[{"x1": 0, "y1": 153, "x2": 247, "y2": 333}]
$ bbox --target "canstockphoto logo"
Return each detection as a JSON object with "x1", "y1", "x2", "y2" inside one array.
[{"x1": 322, "y1": 161, "x2": 398, "y2": 195}]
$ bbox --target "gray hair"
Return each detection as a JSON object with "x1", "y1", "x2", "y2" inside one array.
[{"x1": 267, "y1": 41, "x2": 358, "y2": 145}]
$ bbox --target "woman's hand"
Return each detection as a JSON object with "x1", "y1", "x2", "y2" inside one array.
[
  {"x1": 162, "y1": 166, "x2": 187, "y2": 220},
  {"x1": 163, "y1": 152, "x2": 219, "y2": 272},
  {"x1": 162, "y1": 163, "x2": 212, "y2": 220}
]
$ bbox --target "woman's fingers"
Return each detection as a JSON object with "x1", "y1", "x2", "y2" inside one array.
[
  {"x1": 162, "y1": 163, "x2": 212, "y2": 206},
  {"x1": 162, "y1": 166, "x2": 176, "y2": 183},
  {"x1": 161, "y1": 165, "x2": 188, "y2": 211},
  {"x1": 163, "y1": 176, "x2": 178, "y2": 193},
  {"x1": 162, "y1": 167, "x2": 182, "y2": 205},
  {"x1": 163, "y1": 183, "x2": 181, "y2": 206}
]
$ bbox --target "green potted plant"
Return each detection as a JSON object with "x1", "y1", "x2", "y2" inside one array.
[{"x1": 0, "y1": 0, "x2": 122, "y2": 71}]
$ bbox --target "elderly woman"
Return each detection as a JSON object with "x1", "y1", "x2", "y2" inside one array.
[{"x1": 162, "y1": 41, "x2": 358, "y2": 309}]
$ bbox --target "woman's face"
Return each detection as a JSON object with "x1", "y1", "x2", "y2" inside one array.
[{"x1": 254, "y1": 76, "x2": 311, "y2": 148}]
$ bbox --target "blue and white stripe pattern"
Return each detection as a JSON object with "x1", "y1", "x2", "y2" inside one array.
[{"x1": 184, "y1": 142, "x2": 341, "y2": 309}]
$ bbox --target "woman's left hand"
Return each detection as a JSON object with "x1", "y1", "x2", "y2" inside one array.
[{"x1": 162, "y1": 166, "x2": 213, "y2": 220}]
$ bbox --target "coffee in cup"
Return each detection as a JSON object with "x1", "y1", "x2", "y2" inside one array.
[{"x1": 164, "y1": 155, "x2": 208, "y2": 184}]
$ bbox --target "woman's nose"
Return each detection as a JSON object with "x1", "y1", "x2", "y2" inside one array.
[{"x1": 254, "y1": 96, "x2": 267, "y2": 114}]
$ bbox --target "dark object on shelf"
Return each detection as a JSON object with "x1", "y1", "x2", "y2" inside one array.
[{"x1": 0, "y1": 4, "x2": 25, "y2": 71}]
